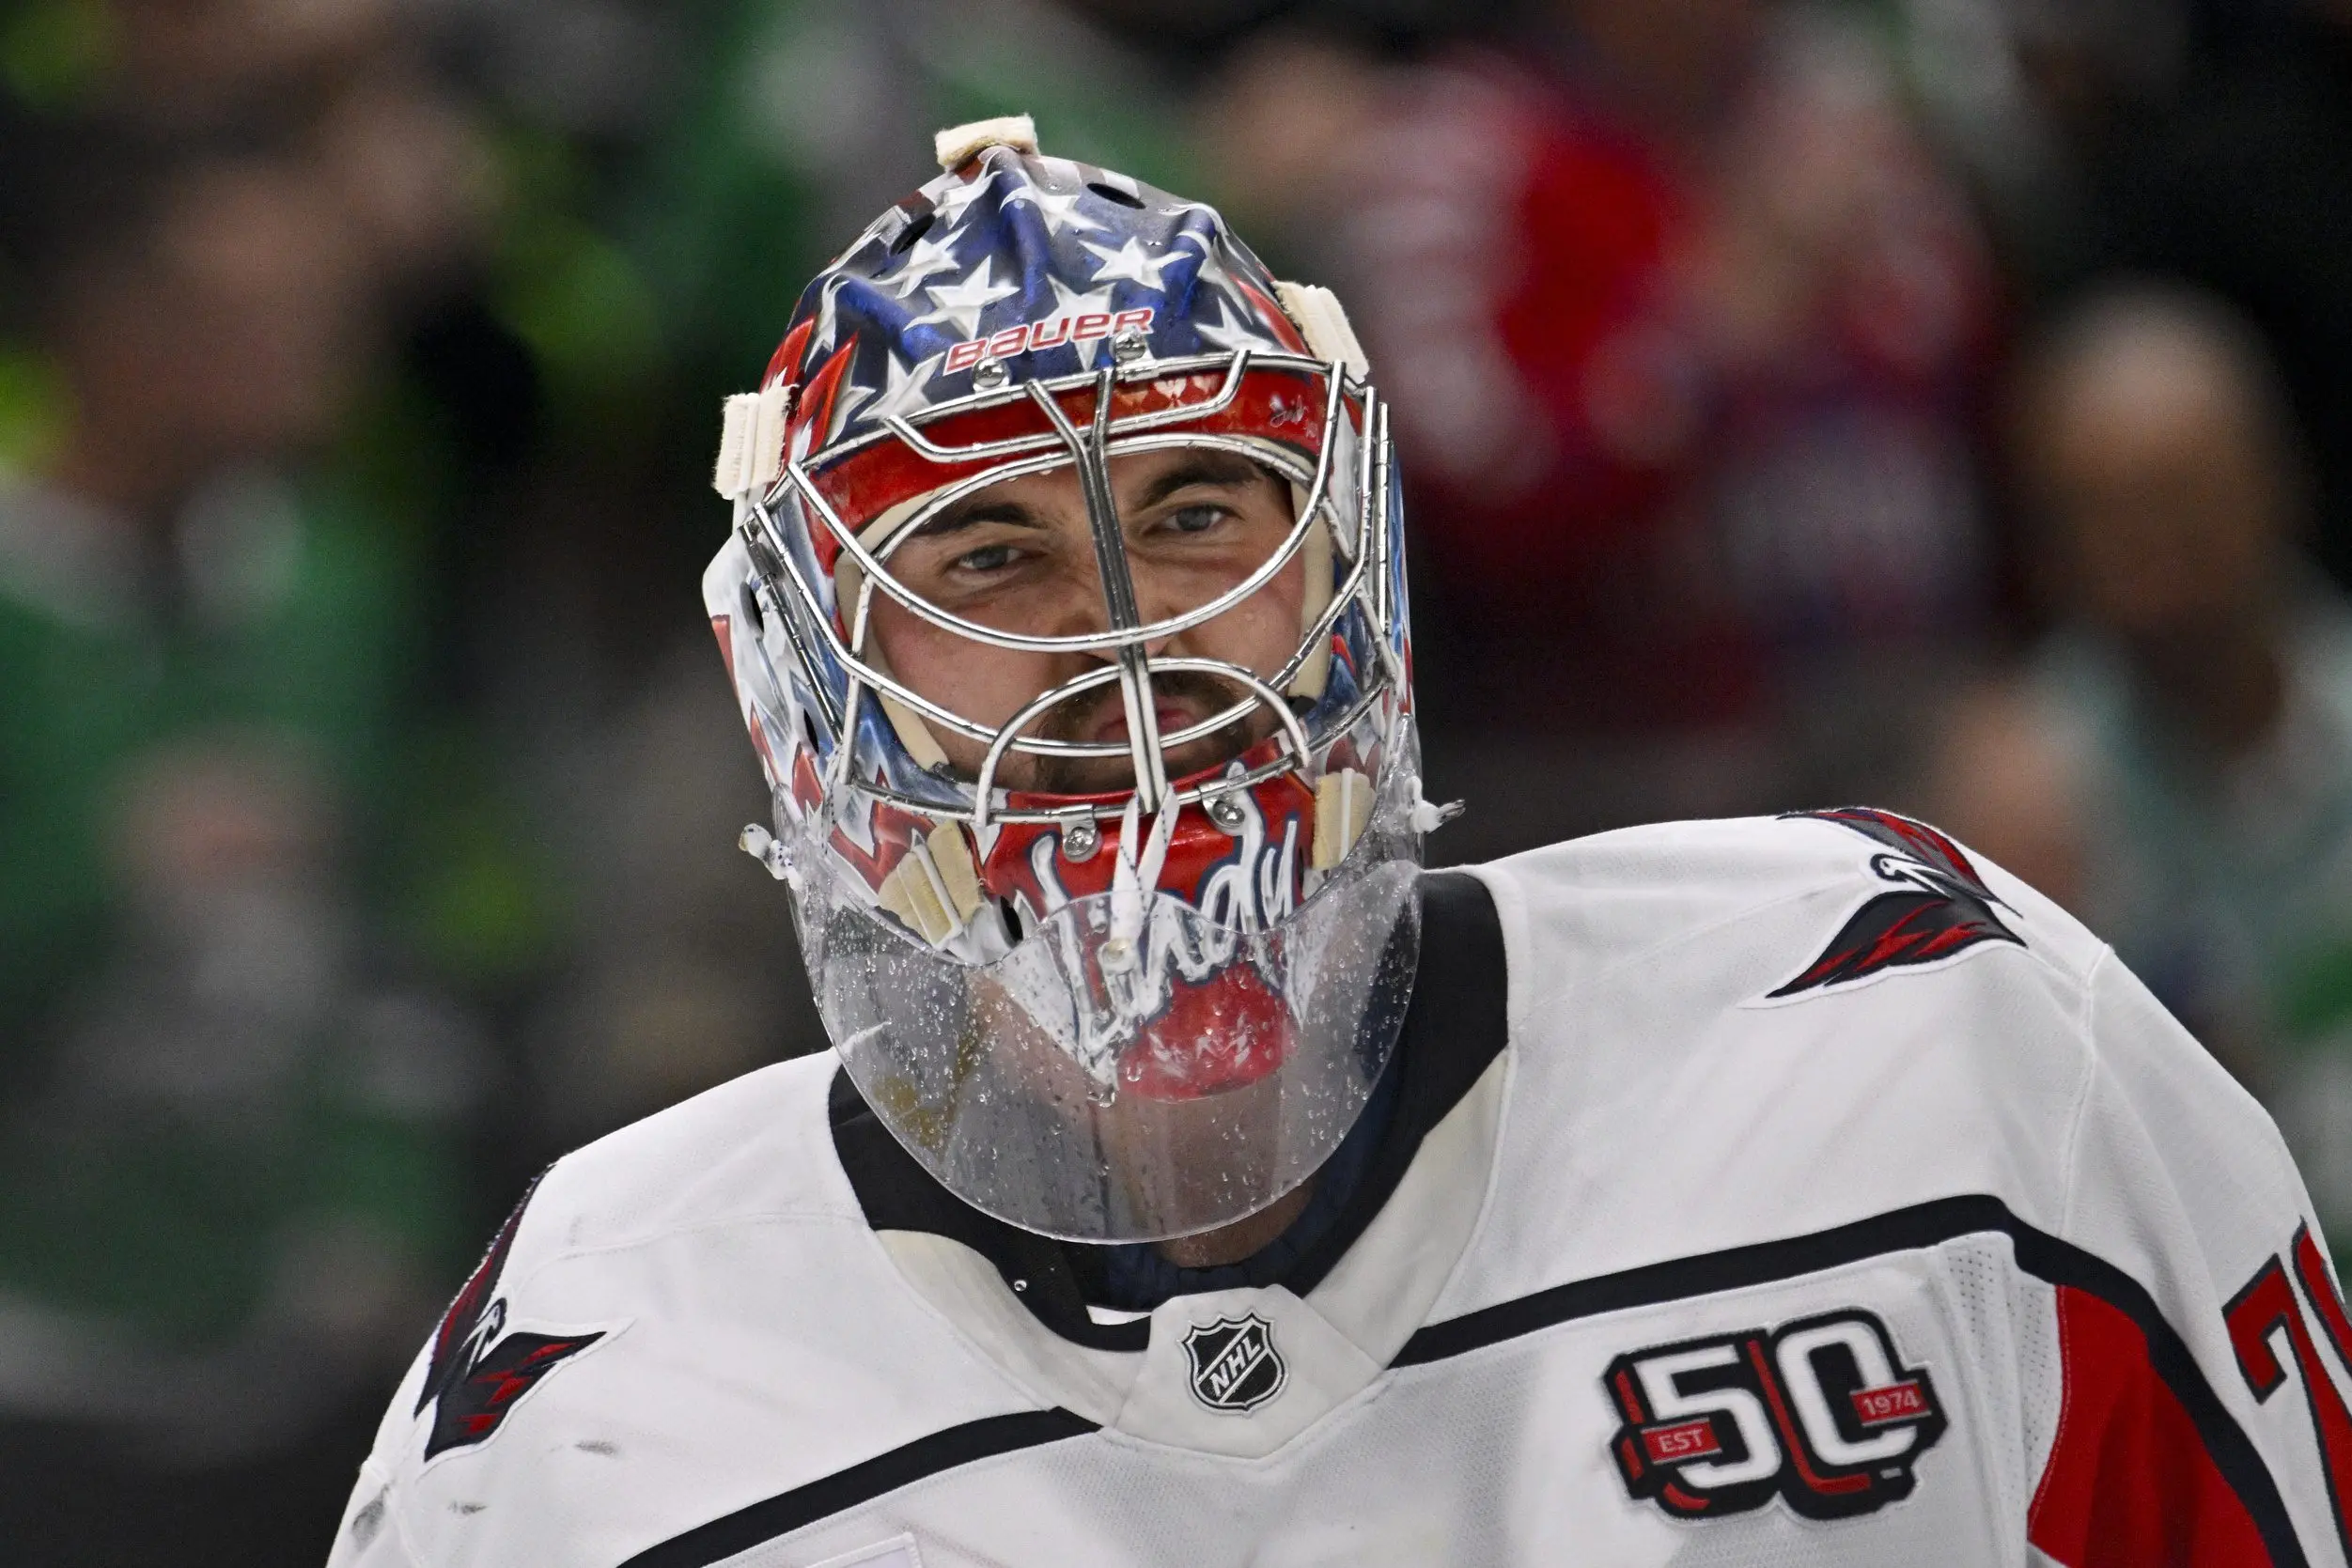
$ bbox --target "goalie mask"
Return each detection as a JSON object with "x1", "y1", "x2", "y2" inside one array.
[{"x1": 706, "y1": 116, "x2": 1440, "y2": 1244}]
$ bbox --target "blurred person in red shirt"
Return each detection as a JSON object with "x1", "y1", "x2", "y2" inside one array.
[{"x1": 1215, "y1": 0, "x2": 1995, "y2": 840}]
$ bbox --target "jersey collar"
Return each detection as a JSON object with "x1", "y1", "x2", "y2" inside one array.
[{"x1": 826, "y1": 869, "x2": 1510, "y2": 1353}]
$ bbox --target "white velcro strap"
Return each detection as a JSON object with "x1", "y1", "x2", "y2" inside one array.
[
  {"x1": 935, "y1": 114, "x2": 1038, "y2": 171},
  {"x1": 1276, "y1": 282, "x2": 1369, "y2": 376},
  {"x1": 713, "y1": 394, "x2": 756, "y2": 497},
  {"x1": 927, "y1": 821, "x2": 985, "y2": 924},
  {"x1": 712, "y1": 383, "x2": 791, "y2": 499},
  {"x1": 1312, "y1": 768, "x2": 1373, "y2": 870},
  {"x1": 876, "y1": 822, "x2": 987, "y2": 947}
]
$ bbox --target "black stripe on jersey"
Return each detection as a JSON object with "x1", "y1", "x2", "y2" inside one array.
[
  {"x1": 1393, "y1": 1192, "x2": 2305, "y2": 1567},
  {"x1": 1282, "y1": 868, "x2": 1509, "y2": 1296},
  {"x1": 831, "y1": 1066, "x2": 1151, "y2": 1353},
  {"x1": 615, "y1": 1408, "x2": 1098, "y2": 1568}
]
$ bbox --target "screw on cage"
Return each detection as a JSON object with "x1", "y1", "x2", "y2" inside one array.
[{"x1": 1206, "y1": 793, "x2": 1250, "y2": 832}]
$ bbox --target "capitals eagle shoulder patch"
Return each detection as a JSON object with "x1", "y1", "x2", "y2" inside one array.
[
  {"x1": 414, "y1": 1172, "x2": 606, "y2": 1459},
  {"x1": 1770, "y1": 808, "x2": 2021, "y2": 999}
]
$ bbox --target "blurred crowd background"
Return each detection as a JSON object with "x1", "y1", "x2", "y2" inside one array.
[{"x1": 3, "y1": 0, "x2": 2351, "y2": 1560}]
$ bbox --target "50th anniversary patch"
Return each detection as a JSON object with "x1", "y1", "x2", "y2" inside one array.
[{"x1": 1605, "y1": 1307, "x2": 1946, "y2": 1522}]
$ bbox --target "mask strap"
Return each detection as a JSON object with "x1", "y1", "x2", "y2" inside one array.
[{"x1": 1103, "y1": 794, "x2": 1177, "y2": 971}]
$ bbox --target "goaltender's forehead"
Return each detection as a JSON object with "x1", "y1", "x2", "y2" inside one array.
[
  {"x1": 768, "y1": 141, "x2": 1312, "y2": 454},
  {"x1": 920, "y1": 449, "x2": 1284, "y2": 536}
]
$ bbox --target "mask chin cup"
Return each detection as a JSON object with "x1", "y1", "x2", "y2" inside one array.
[{"x1": 787, "y1": 781, "x2": 1425, "y2": 1244}]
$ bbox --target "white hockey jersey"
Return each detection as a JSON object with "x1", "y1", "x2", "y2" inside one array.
[{"x1": 327, "y1": 809, "x2": 2352, "y2": 1566}]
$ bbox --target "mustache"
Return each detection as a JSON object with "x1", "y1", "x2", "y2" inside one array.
[
  {"x1": 1035, "y1": 670, "x2": 1248, "y2": 744},
  {"x1": 1031, "y1": 670, "x2": 1270, "y2": 796}
]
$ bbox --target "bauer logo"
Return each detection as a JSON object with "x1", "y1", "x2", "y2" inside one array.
[
  {"x1": 1184, "y1": 1313, "x2": 1286, "y2": 1413},
  {"x1": 944, "y1": 308, "x2": 1157, "y2": 373},
  {"x1": 1603, "y1": 1308, "x2": 1946, "y2": 1522}
]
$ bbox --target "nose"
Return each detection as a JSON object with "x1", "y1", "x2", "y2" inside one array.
[{"x1": 1044, "y1": 553, "x2": 1190, "y2": 665}]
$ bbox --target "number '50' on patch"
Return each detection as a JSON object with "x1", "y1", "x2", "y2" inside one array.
[{"x1": 1604, "y1": 1308, "x2": 1947, "y2": 1523}]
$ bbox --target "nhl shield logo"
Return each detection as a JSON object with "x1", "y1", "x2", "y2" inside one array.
[{"x1": 1183, "y1": 1313, "x2": 1286, "y2": 1413}]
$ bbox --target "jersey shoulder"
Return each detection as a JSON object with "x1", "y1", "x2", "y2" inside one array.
[
  {"x1": 1465, "y1": 806, "x2": 2109, "y2": 1007},
  {"x1": 522, "y1": 1048, "x2": 860, "y2": 1267},
  {"x1": 341, "y1": 1053, "x2": 1015, "y2": 1568},
  {"x1": 1435, "y1": 810, "x2": 2126, "y2": 1316},
  {"x1": 365, "y1": 1049, "x2": 863, "y2": 1467}
]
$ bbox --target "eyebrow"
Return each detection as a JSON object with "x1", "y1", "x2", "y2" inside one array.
[
  {"x1": 912, "y1": 453, "x2": 1277, "y2": 539},
  {"x1": 1130, "y1": 452, "x2": 1274, "y2": 509},
  {"x1": 912, "y1": 499, "x2": 1036, "y2": 537}
]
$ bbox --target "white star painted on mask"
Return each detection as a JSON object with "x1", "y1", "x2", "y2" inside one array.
[
  {"x1": 1049, "y1": 274, "x2": 1120, "y2": 367},
  {"x1": 1171, "y1": 223, "x2": 1222, "y2": 261},
  {"x1": 1192, "y1": 293, "x2": 1271, "y2": 355},
  {"x1": 1009, "y1": 181, "x2": 1108, "y2": 236},
  {"x1": 930, "y1": 167, "x2": 1002, "y2": 228},
  {"x1": 885, "y1": 230, "x2": 963, "y2": 299},
  {"x1": 1174, "y1": 227, "x2": 1243, "y2": 296},
  {"x1": 915, "y1": 257, "x2": 1020, "y2": 340},
  {"x1": 1082, "y1": 236, "x2": 1175, "y2": 290},
  {"x1": 866, "y1": 349, "x2": 943, "y2": 425},
  {"x1": 807, "y1": 275, "x2": 858, "y2": 357},
  {"x1": 823, "y1": 378, "x2": 875, "y2": 444}
]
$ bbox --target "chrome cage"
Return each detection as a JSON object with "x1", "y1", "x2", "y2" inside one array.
[{"x1": 731, "y1": 349, "x2": 1405, "y2": 832}]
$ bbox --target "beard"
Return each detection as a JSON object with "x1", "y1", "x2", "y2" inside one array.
[{"x1": 1028, "y1": 668, "x2": 1279, "y2": 797}]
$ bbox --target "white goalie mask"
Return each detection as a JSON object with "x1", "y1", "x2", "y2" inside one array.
[{"x1": 705, "y1": 116, "x2": 1447, "y2": 1243}]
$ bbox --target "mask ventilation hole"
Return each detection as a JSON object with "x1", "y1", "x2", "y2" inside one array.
[
  {"x1": 1086, "y1": 181, "x2": 1145, "y2": 209},
  {"x1": 892, "y1": 206, "x2": 937, "y2": 253}
]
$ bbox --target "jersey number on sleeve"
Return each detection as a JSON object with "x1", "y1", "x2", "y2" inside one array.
[{"x1": 2225, "y1": 1224, "x2": 2352, "y2": 1558}]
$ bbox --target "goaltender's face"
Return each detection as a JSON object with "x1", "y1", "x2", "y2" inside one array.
[{"x1": 867, "y1": 446, "x2": 1305, "y2": 794}]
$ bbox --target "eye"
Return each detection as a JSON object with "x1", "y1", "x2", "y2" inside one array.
[
  {"x1": 1162, "y1": 503, "x2": 1228, "y2": 536},
  {"x1": 953, "y1": 541, "x2": 1024, "y2": 573}
]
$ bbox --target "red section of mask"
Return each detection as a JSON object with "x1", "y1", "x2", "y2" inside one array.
[
  {"x1": 978, "y1": 742, "x2": 1316, "y2": 915},
  {"x1": 1119, "y1": 958, "x2": 1291, "y2": 1099},
  {"x1": 799, "y1": 365, "x2": 1332, "y2": 576}
]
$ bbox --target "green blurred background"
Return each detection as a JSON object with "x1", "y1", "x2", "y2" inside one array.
[{"x1": 8, "y1": 0, "x2": 2352, "y2": 1560}]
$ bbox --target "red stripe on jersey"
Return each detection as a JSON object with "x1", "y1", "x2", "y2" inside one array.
[{"x1": 2029, "y1": 1284, "x2": 2271, "y2": 1566}]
